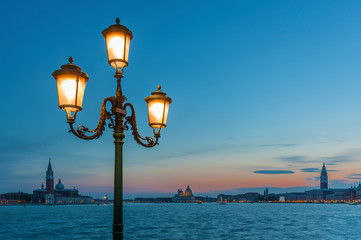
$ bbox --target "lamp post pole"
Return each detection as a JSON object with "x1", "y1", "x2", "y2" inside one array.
[
  {"x1": 113, "y1": 71, "x2": 125, "y2": 239},
  {"x1": 113, "y1": 70, "x2": 126, "y2": 239},
  {"x1": 113, "y1": 131, "x2": 125, "y2": 238},
  {"x1": 52, "y1": 19, "x2": 172, "y2": 240}
]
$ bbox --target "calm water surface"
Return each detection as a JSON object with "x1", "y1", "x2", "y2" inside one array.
[{"x1": 0, "y1": 203, "x2": 360, "y2": 239}]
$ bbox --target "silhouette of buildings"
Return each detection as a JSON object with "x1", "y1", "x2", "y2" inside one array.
[
  {"x1": 282, "y1": 163, "x2": 361, "y2": 202},
  {"x1": 320, "y1": 163, "x2": 328, "y2": 189},
  {"x1": 217, "y1": 192, "x2": 262, "y2": 202},
  {"x1": 172, "y1": 185, "x2": 197, "y2": 202},
  {"x1": 264, "y1": 188, "x2": 269, "y2": 199},
  {"x1": 33, "y1": 159, "x2": 92, "y2": 204}
]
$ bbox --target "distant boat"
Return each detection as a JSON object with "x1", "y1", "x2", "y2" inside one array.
[
  {"x1": 219, "y1": 202, "x2": 226, "y2": 205},
  {"x1": 198, "y1": 201, "x2": 203, "y2": 204},
  {"x1": 349, "y1": 202, "x2": 358, "y2": 205}
]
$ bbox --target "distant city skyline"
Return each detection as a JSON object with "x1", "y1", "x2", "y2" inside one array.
[
  {"x1": 2, "y1": 1, "x2": 361, "y2": 196},
  {"x1": 4, "y1": 159, "x2": 361, "y2": 199}
]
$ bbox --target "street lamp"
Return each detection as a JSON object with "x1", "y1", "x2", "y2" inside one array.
[{"x1": 52, "y1": 18, "x2": 172, "y2": 240}]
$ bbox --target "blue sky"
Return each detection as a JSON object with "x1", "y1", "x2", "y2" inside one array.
[{"x1": 2, "y1": 1, "x2": 361, "y2": 198}]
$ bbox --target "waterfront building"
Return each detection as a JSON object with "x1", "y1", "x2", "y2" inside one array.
[
  {"x1": 195, "y1": 196, "x2": 217, "y2": 203},
  {"x1": 172, "y1": 185, "x2": 197, "y2": 203},
  {"x1": 320, "y1": 163, "x2": 328, "y2": 189},
  {"x1": 33, "y1": 159, "x2": 92, "y2": 204},
  {"x1": 217, "y1": 192, "x2": 262, "y2": 202},
  {"x1": 176, "y1": 188, "x2": 184, "y2": 197},
  {"x1": 302, "y1": 163, "x2": 358, "y2": 202},
  {"x1": 284, "y1": 192, "x2": 306, "y2": 202},
  {"x1": 237, "y1": 192, "x2": 262, "y2": 202},
  {"x1": 355, "y1": 184, "x2": 361, "y2": 201},
  {"x1": 217, "y1": 194, "x2": 233, "y2": 203},
  {"x1": 324, "y1": 189, "x2": 355, "y2": 202},
  {"x1": 264, "y1": 188, "x2": 269, "y2": 199},
  {"x1": 45, "y1": 159, "x2": 55, "y2": 204},
  {"x1": 305, "y1": 189, "x2": 333, "y2": 201},
  {"x1": 0, "y1": 192, "x2": 32, "y2": 204},
  {"x1": 304, "y1": 164, "x2": 338, "y2": 201},
  {"x1": 134, "y1": 197, "x2": 172, "y2": 203}
]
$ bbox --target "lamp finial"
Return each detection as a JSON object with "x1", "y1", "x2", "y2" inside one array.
[
  {"x1": 69, "y1": 56, "x2": 74, "y2": 64},
  {"x1": 116, "y1": 18, "x2": 120, "y2": 24},
  {"x1": 157, "y1": 85, "x2": 161, "y2": 90}
]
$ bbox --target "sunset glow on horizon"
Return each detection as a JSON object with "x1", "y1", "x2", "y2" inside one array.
[{"x1": 3, "y1": 1, "x2": 361, "y2": 198}]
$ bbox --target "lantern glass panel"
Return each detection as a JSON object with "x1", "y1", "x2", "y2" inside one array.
[
  {"x1": 105, "y1": 31, "x2": 131, "y2": 69},
  {"x1": 56, "y1": 74, "x2": 77, "y2": 107},
  {"x1": 75, "y1": 77, "x2": 86, "y2": 107},
  {"x1": 125, "y1": 34, "x2": 131, "y2": 63},
  {"x1": 55, "y1": 74, "x2": 87, "y2": 109},
  {"x1": 147, "y1": 99, "x2": 170, "y2": 129}
]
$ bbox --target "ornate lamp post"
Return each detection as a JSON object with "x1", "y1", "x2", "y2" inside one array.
[{"x1": 52, "y1": 18, "x2": 172, "y2": 240}]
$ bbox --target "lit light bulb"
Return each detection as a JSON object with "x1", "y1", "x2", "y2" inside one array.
[
  {"x1": 108, "y1": 36, "x2": 125, "y2": 59},
  {"x1": 149, "y1": 103, "x2": 164, "y2": 122},
  {"x1": 61, "y1": 79, "x2": 76, "y2": 101}
]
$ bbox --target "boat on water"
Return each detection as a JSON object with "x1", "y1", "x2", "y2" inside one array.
[
  {"x1": 349, "y1": 202, "x2": 358, "y2": 205},
  {"x1": 219, "y1": 202, "x2": 226, "y2": 205}
]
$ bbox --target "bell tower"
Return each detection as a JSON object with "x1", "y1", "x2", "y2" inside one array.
[
  {"x1": 46, "y1": 158, "x2": 54, "y2": 193},
  {"x1": 320, "y1": 163, "x2": 328, "y2": 189}
]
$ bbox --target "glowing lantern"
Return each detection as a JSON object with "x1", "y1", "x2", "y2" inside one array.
[
  {"x1": 52, "y1": 57, "x2": 88, "y2": 121},
  {"x1": 144, "y1": 85, "x2": 172, "y2": 130},
  {"x1": 102, "y1": 18, "x2": 133, "y2": 69}
]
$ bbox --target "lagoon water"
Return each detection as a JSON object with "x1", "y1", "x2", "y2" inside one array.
[{"x1": 0, "y1": 203, "x2": 360, "y2": 239}]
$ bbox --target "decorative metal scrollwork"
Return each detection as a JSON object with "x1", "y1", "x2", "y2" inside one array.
[
  {"x1": 124, "y1": 102, "x2": 160, "y2": 147},
  {"x1": 68, "y1": 97, "x2": 116, "y2": 140}
]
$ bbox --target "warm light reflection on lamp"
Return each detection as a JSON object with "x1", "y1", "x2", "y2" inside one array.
[
  {"x1": 102, "y1": 18, "x2": 132, "y2": 69},
  {"x1": 148, "y1": 100, "x2": 170, "y2": 129},
  {"x1": 61, "y1": 79, "x2": 77, "y2": 101},
  {"x1": 149, "y1": 102, "x2": 165, "y2": 121},
  {"x1": 145, "y1": 85, "x2": 172, "y2": 131},
  {"x1": 108, "y1": 36, "x2": 125, "y2": 57},
  {"x1": 52, "y1": 57, "x2": 88, "y2": 121}
]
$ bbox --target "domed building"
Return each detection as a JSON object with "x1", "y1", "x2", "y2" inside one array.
[
  {"x1": 184, "y1": 185, "x2": 193, "y2": 197},
  {"x1": 55, "y1": 179, "x2": 64, "y2": 190},
  {"x1": 33, "y1": 159, "x2": 92, "y2": 204},
  {"x1": 172, "y1": 185, "x2": 196, "y2": 203}
]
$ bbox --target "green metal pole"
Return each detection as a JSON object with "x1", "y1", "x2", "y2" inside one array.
[{"x1": 113, "y1": 132, "x2": 125, "y2": 240}]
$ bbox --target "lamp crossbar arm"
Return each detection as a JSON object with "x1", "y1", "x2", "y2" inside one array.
[
  {"x1": 124, "y1": 102, "x2": 160, "y2": 148},
  {"x1": 68, "y1": 97, "x2": 116, "y2": 140}
]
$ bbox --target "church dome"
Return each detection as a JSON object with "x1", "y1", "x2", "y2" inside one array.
[
  {"x1": 184, "y1": 185, "x2": 193, "y2": 197},
  {"x1": 56, "y1": 179, "x2": 64, "y2": 190}
]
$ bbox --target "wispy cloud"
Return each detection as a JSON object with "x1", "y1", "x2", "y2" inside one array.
[
  {"x1": 300, "y1": 168, "x2": 320, "y2": 173},
  {"x1": 320, "y1": 155, "x2": 354, "y2": 164},
  {"x1": 305, "y1": 176, "x2": 319, "y2": 182},
  {"x1": 346, "y1": 174, "x2": 361, "y2": 180},
  {"x1": 301, "y1": 167, "x2": 338, "y2": 173},
  {"x1": 253, "y1": 170, "x2": 295, "y2": 174},
  {"x1": 257, "y1": 143, "x2": 299, "y2": 148},
  {"x1": 278, "y1": 156, "x2": 309, "y2": 163},
  {"x1": 329, "y1": 179, "x2": 353, "y2": 188},
  {"x1": 278, "y1": 151, "x2": 361, "y2": 165}
]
